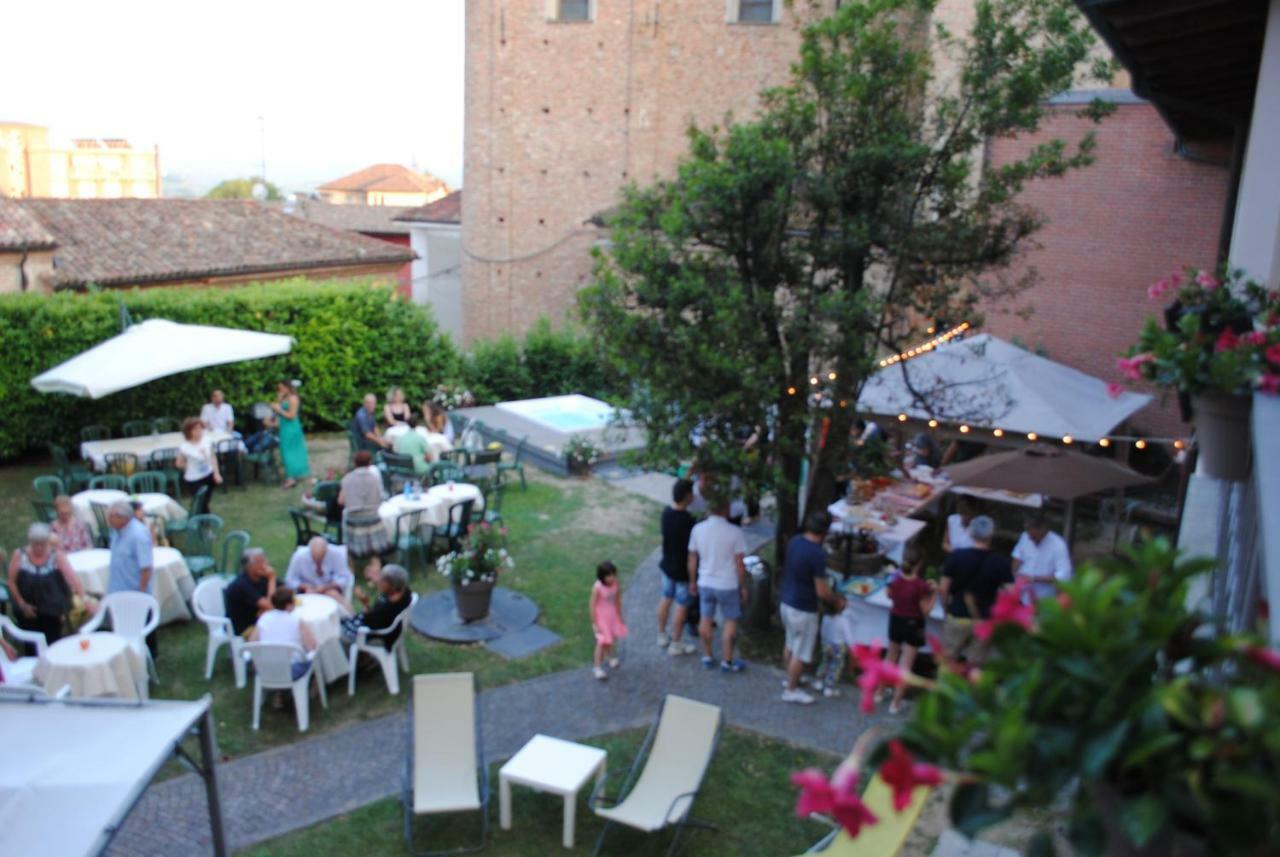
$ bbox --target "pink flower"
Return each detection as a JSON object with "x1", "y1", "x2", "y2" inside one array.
[
  {"x1": 975, "y1": 580, "x2": 1036, "y2": 641},
  {"x1": 1147, "y1": 279, "x2": 1171, "y2": 301},
  {"x1": 1243, "y1": 331, "x2": 1268, "y2": 347},
  {"x1": 1215, "y1": 329, "x2": 1240, "y2": 352},
  {"x1": 1116, "y1": 353, "x2": 1154, "y2": 381},
  {"x1": 1259, "y1": 374, "x2": 1280, "y2": 395},
  {"x1": 1057, "y1": 593, "x2": 1073, "y2": 611},
  {"x1": 1243, "y1": 645, "x2": 1280, "y2": 673},
  {"x1": 1266, "y1": 344, "x2": 1280, "y2": 366},
  {"x1": 1195, "y1": 270, "x2": 1219, "y2": 290},
  {"x1": 851, "y1": 642, "x2": 905, "y2": 713},
  {"x1": 791, "y1": 768, "x2": 879, "y2": 837},
  {"x1": 878, "y1": 741, "x2": 944, "y2": 811},
  {"x1": 1106, "y1": 382, "x2": 1125, "y2": 399},
  {"x1": 1169, "y1": 271, "x2": 1183, "y2": 288}
]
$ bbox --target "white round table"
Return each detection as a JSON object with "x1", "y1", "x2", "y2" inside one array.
[
  {"x1": 72, "y1": 490, "x2": 187, "y2": 538},
  {"x1": 65, "y1": 547, "x2": 195, "y2": 625},
  {"x1": 294, "y1": 593, "x2": 350, "y2": 683},
  {"x1": 384, "y1": 425, "x2": 454, "y2": 459},
  {"x1": 427, "y1": 482, "x2": 484, "y2": 523},
  {"x1": 34, "y1": 632, "x2": 147, "y2": 701},
  {"x1": 378, "y1": 493, "x2": 447, "y2": 540}
]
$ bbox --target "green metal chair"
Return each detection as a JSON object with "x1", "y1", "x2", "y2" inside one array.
[
  {"x1": 32, "y1": 475, "x2": 66, "y2": 502},
  {"x1": 394, "y1": 509, "x2": 430, "y2": 573},
  {"x1": 431, "y1": 499, "x2": 476, "y2": 557},
  {"x1": 89, "y1": 503, "x2": 112, "y2": 548},
  {"x1": 243, "y1": 439, "x2": 281, "y2": 484},
  {"x1": 289, "y1": 508, "x2": 335, "y2": 548},
  {"x1": 165, "y1": 485, "x2": 211, "y2": 544},
  {"x1": 128, "y1": 472, "x2": 167, "y2": 495},
  {"x1": 427, "y1": 462, "x2": 465, "y2": 486},
  {"x1": 219, "y1": 530, "x2": 251, "y2": 577},
  {"x1": 481, "y1": 482, "x2": 505, "y2": 527},
  {"x1": 80, "y1": 425, "x2": 111, "y2": 442},
  {"x1": 347, "y1": 427, "x2": 362, "y2": 467},
  {"x1": 496, "y1": 436, "x2": 529, "y2": 491},
  {"x1": 145, "y1": 447, "x2": 182, "y2": 496},
  {"x1": 182, "y1": 514, "x2": 224, "y2": 579},
  {"x1": 89, "y1": 474, "x2": 127, "y2": 492},
  {"x1": 31, "y1": 499, "x2": 58, "y2": 524},
  {"x1": 122, "y1": 420, "x2": 154, "y2": 437},
  {"x1": 48, "y1": 444, "x2": 92, "y2": 492},
  {"x1": 103, "y1": 452, "x2": 139, "y2": 476},
  {"x1": 215, "y1": 438, "x2": 244, "y2": 488},
  {"x1": 152, "y1": 417, "x2": 182, "y2": 434},
  {"x1": 313, "y1": 480, "x2": 343, "y2": 544},
  {"x1": 382, "y1": 451, "x2": 419, "y2": 493}
]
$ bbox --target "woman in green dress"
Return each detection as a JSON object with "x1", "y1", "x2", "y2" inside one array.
[{"x1": 271, "y1": 380, "x2": 309, "y2": 488}]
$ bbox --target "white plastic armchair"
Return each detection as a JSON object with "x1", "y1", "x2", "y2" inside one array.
[
  {"x1": 0, "y1": 615, "x2": 48, "y2": 687},
  {"x1": 79, "y1": 591, "x2": 160, "y2": 682},
  {"x1": 347, "y1": 592, "x2": 418, "y2": 696},
  {"x1": 191, "y1": 577, "x2": 247, "y2": 688},
  {"x1": 244, "y1": 642, "x2": 327, "y2": 732}
]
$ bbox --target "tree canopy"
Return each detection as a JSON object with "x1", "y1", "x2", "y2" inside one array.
[
  {"x1": 205, "y1": 176, "x2": 284, "y2": 201},
  {"x1": 580, "y1": 0, "x2": 1113, "y2": 550}
]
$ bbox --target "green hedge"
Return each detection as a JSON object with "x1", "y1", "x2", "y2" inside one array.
[
  {"x1": 461, "y1": 319, "x2": 625, "y2": 404},
  {"x1": 0, "y1": 279, "x2": 459, "y2": 459}
]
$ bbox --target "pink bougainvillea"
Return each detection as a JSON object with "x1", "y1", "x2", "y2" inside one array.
[
  {"x1": 790, "y1": 767, "x2": 879, "y2": 837},
  {"x1": 878, "y1": 741, "x2": 944, "y2": 811}
]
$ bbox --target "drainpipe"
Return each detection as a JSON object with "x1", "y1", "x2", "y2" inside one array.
[
  {"x1": 1216, "y1": 123, "x2": 1249, "y2": 264},
  {"x1": 18, "y1": 248, "x2": 29, "y2": 291}
]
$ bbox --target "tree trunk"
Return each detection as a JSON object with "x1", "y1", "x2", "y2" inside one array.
[{"x1": 774, "y1": 447, "x2": 804, "y2": 569}]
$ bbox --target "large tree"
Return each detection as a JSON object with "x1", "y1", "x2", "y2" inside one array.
[
  {"x1": 580, "y1": 0, "x2": 1112, "y2": 555},
  {"x1": 205, "y1": 176, "x2": 284, "y2": 201}
]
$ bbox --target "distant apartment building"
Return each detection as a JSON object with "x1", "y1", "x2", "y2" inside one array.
[
  {"x1": 316, "y1": 163, "x2": 451, "y2": 207},
  {"x1": 0, "y1": 122, "x2": 161, "y2": 199}
]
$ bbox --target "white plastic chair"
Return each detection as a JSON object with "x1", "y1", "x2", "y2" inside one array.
[
  {"x1": 244, "y1": 642, "x2": 327, "y2": 732},
  {"x1": 348, "y1": 591, "x2": 418, "y2": 696},
  {"x1": 191, "y1": 577, "x2": 247, "y2": 688},
  {"x1": 80, "y1": 591, "x2": 161, "y2": 682},
  {"x1": 0, "y1": 615, "x2": 48, "y2": 687}
]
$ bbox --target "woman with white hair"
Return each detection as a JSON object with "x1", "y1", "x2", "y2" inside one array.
[{"x1": 6, "y1": 522, "x2": 87, "y2": 652}]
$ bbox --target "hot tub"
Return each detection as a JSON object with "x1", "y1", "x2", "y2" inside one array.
[{"x1": 495, "y1": 394, "x2": 622, "y2": 434}]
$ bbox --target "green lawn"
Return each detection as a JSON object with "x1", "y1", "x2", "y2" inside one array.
[
  {"x1": 2, "y1": 435, "x2": 660, "y2": 757},
  {"x1": 240, "y1": 727, "x2": 835, "y2": 857}
]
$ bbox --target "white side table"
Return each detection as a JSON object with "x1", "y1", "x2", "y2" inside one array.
[{"x1": 499, "y1": 734, "x2": 607, "y2": 849}]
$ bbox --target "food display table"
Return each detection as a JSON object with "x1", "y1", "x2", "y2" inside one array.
[
  {"x1": 66, "y1": 547, "x2": 195, "y2": 625},
  {"x1": 71, "y1": 490, "x2": 186, "y2": 538},
  {"x1": 827, "y1": 499, "x2": 929, "y2": 565},
  {"x1": 839, "y1": 584, "x2": 946, "y2": 652},
  {"x1": 34, "y1": 632, "x2": 148, "y2": 701},
  {"x1": 294, "y1": 593, "x2": 350, "y2": 683},
  {"x1": 500, "y1": 734, "x2": 607, "y2": 849},
  {"x1": 80, "y1": 430, "x2": 233, "y2": 472}
]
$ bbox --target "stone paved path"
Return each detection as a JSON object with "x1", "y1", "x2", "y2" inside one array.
[{"x1": 108, "y1": 523, "x2": 899, "y2": 857}]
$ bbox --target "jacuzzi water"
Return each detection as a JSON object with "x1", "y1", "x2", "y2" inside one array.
[{"x1": 495, "y1": 394, "x2": 620, "y2": 433}]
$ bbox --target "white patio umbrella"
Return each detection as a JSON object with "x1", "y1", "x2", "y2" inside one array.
[{"x1": 31, "y1": 318, "x2": 293, "y2": 399}]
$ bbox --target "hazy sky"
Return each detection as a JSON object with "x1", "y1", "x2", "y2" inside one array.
[{"x1": 2, "y1": 0, "x2": 465, "y2": 196}]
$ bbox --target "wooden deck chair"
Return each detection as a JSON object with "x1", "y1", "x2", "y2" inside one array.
[
  {"x1": 797, "y1": 774, "x2": 933, "y2": 856},
  {"x1": 403, "y1": 672, "x2": 489, "y2": 856},
  {"x1": 590, "y1": 694, "x2": 722, "y2": 856}
]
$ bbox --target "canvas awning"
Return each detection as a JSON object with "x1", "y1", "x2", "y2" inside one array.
[
  {"x1": 856, "y1": 334, "x2": 1151, "y2": 443},
  {"x1": 31, "y1": 318, "x2": 292, "y2": 399},
  {"x1": 0, "y1": 695, "x2": 226, "y2": 857}
]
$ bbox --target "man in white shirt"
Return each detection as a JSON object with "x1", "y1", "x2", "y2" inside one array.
[
  {"x1": 942, "y1": 496, "x2": 978, "y2": 553},
  {"x1": 200, "y1": 390, "x2": 235, "y2": 434},
  {"x1": 284, "y1": 537, "x2": 353, "y2": 609},
  {"x1": 1012, "y1": 512, "x2": 1073, "y2": 601},
  {"x1": 688, "y1": 499, "x2": 749, "y2": 673}
]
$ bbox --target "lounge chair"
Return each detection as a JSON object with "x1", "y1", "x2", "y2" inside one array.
[
  {"x1": 796, "y1": 774, "x2": 933, "y2": 856},
  {"x1": 403, "y1": 672, "x2": 489, "y2": 855},
  {"x1": 590, "y1": 694, "x2": 722, "y2": 856}
]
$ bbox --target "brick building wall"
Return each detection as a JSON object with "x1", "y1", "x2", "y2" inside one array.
[{"x1": 982, "y1": 100, "x2": 1231, "y2": 437}]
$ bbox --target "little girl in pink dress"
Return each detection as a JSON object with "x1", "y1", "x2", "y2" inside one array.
[{"x1": 590, "y1": 560, "x2": 629, "y2": 680}]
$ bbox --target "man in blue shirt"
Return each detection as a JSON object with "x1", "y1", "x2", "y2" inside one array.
[
  {"x1": 779, "y1": 510, "x2": 844, "y2": 705},
  {"x1": 353, "y1": 394, "x2": 391, "y2": 452},
  {"x1": 106, "y1": 500, "x2": 157, "y2": 656}
]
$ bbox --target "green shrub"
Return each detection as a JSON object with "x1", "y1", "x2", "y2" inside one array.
[
  {"x1": 0, "y1": 279, "x2": 460, "y2": 459},
  {"x1": 461, "y1": 319, "x2": 624, "y2": 405},
  {"x1": 464, "y1": 334, "x2": 530, "y2": 403}
]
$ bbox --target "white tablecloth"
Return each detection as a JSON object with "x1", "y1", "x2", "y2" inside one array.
[
  {"x1": 294, "y1": 593, "x2": 350, "y2": 683},
  {"x1": 378, "y1": 483, "x2": 484, "y2": 538},
  {"x1": 33, "y1": 632, "x2": 147, "y2": 701},
  {"x1": 384, "y1": 425, "x2": 453, "y2": 459},
  {"x1": 66, "y1": 547, "x2": 195, "y2": 625},
  {"x1": 72, "y1": 490, "x2": 186, "y2": 537},
  {"x1": 80, "y1": 430, "x2": 233, "y2": 472},
  {"x1": 827, "y1": 499, "x2": 927, "y2": 564},
  {"x1": 841, "y1": 588, "x2": 946, "y2": 651}
]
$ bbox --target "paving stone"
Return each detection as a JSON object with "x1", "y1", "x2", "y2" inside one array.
[{"x1": 484, "y1": 624, "x2": 562, "y2": 659}]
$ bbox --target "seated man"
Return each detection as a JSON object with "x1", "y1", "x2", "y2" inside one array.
[
  {"x1": 200, "y1": 389, "x2": 236, "y2": 434},
  {"x1": 224, "y1": 548, "x2": 276, "y2": 637},
  {"x1": 392, "y1": 418, "x2": 431, "y2": 475},
  {"x1": 353, "y1": 393, "x2": 391, "y2": 452},
  {"x1": 341, "y1": 563, "x2": 412, "y2": 648},
  {"x1": 285, "y1": 537, "x2": 353, "y2": 608}
]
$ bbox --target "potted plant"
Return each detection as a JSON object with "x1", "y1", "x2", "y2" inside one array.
[
  {"x1": 435, "y1": 522, "x2": 513, "y2": 622},
  {"x1": 789, "y1": 539, "x2": 1280, "y2": 857},
  {"x1": 1115, "y1": 266, "x2": 1280, "y2": 480},
  {"x1": 564, "y1": 437, "x2": 602, "y2": 476}
]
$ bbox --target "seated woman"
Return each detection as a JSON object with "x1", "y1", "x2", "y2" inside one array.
[
  {"x1": 341, "y1": 563, "x2": 412, "y2": 647},
  {"x1": 339, "y1": 451, "x2": 392, "y2": 560},
  {"x1": 384, "y1": 386, "x2": 413, "y2": 428},
  {"x1": 50, "y1": 495, "x2": 93, "y2": 553},
  {"x1": 249, "y1": 587, "x2": 317, "y2": 680},
  {"x1": 6, "y1": 523, "x2": 90, "y2": 653},
  {"x1": 422, "y1": 401, "x2": 456, "y2": 445}
]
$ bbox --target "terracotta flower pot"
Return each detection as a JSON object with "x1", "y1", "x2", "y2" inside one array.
[
  {"x1": 1191, "y1": 393, "x2": 1253, "y2": 481},
  {"x1": 453, "y1": 579, "x2": 495, "y2": 622}
]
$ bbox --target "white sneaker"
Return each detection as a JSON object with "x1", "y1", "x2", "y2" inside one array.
[
  {"x1": 781, "y1": 688, "x2": 816, "y2": 705},
  {"x1": 668, "y1": 641, "x2": 697, "y2": 656},
  {"x1": 781, "y1": 676, "x2": 813, "y2": 689},
  {"x1": 593, "y1": 667, "x2": 608, "y2": 681},
  {"x1": 657, "y1": 632, "x2": 671, "y2": 648},
  {"x1": 889, "y1": 700, "x2": 904, "y2": 715},
  {"x1": 608, "y1": 657, "x2": 621, "y2": 669}
]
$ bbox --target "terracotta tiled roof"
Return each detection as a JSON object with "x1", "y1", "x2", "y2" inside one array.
[
  {"x1": 0, "y1": 198, "x2": 58, "y2": 251},
  {"x1": 16, "y1": 198, "x2": 414, "y2": 289},
  {"x1": 275, "y1": 199, "x2": 414, "y2": 235},
  {"x1": 395, "y1": 190, "x2": 462, "y2": 224},
  {"x1": 317, "y1": 163, "x2": 450, "y2": 196}
]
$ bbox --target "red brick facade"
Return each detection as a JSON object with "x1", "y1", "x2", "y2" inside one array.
[{"x1": 982, "y1": 102, "x2": 1231, "y2": 436}]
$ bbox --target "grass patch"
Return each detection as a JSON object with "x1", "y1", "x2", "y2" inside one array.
[
  {"x1": 240, "y1": 727, "x2": 834, "y2": 857},
  {"x1": 2, "y1": 435, "x2": 658, "y2": 758}
]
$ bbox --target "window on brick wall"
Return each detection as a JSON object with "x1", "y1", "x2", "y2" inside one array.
[
  {"x1": 734, "y1": 0, "x2": 777, "y2": 23},
  {"x1": 552, "y1": 0, "x2": 592, "y2": 22}
]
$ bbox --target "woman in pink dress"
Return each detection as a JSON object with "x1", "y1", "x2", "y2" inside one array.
[{"x1": 589, "y1": 560, "x2": 629, "y2": 680}]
